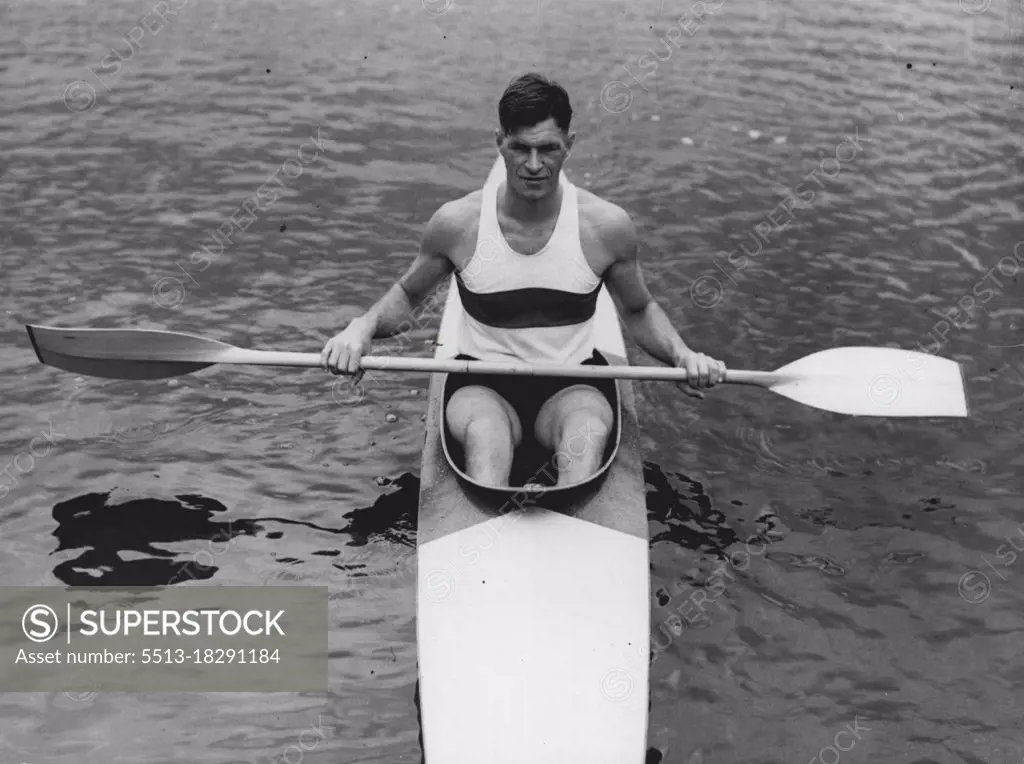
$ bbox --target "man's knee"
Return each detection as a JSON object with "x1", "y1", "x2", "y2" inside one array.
[
  {"x1": 446, "y1": 385, "x2": 522, "y2": 445},
  {"x1": 559, "y1": 407, "x2": 612, "y2": 454},
  {"x1": 536, "y1": 386, "x2": 613, "y2": 450}
]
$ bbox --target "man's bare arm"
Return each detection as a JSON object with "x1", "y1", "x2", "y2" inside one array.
[
  {"x1": 357, "y1": 204, "x2": 457, "y2": 339},
  {"x1": 320, "y1": 204, "x2": 458, "y2": 375},
  {"x1": 601, "y1": 209, "x2": 690, "y2": 367},
  {"x1": 602, "y1": 206, "x2": 726, "y2": 393}
]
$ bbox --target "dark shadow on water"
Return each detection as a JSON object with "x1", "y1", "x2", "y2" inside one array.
[
  {"x1": 645, "y1": 461, "x2": 745, "y2": 555},
  {"x1": 50, "y1": 490, "x2": 263, "y2": 586},
  {"x1": 49, "y1": 473, "x2": 422, "y2": 586},
  {"x1": 338, "y1": 471, "x2": 418, "y2": 549},
  {"x1": 644, "y1": 460, "x2": 811, "y2": 623}
]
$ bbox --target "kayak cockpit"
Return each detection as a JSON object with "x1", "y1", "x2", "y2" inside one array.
[{"x1": 438, "y1": 365, "x2": 623, "y2": 505}]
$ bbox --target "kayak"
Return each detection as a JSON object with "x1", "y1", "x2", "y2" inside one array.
[{"x1": 415, "y1": 157, "x2": 651, "y2": 763}]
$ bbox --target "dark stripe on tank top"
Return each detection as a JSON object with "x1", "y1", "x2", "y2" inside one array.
[{"x1": 455, "y1": 274, "x2": 602, "y2": 329}]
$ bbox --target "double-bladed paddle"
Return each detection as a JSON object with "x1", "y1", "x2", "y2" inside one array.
[{"x1": 24, "y1": 325, "x2": 968, "y2": 418}]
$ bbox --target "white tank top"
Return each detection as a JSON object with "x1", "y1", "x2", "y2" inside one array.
[{"x1": 455, "y1": 175, "x2": 602, "y2": 364}]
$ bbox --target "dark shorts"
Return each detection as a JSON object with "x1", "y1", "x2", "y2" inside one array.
[{"x1": 444, "y1": 350, "x2": 614, "y2": 434}]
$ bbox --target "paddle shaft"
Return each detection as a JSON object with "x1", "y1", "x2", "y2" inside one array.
[{"x1": 205, "y1": 348, "x2": 781, "y2": 387}]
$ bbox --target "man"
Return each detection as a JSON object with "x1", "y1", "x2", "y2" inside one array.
[{"x1": 321, "y1": 73, "x2": 726, "y2": 488}]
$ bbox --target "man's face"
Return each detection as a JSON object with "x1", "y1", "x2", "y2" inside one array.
[{"x1": 496, "y1": 118, "x2": 575, "y2": 201}]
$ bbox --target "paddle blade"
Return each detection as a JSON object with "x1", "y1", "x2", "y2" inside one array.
[
  {"x1": 770, "y1": 346, "x2": 968, "y2": 418},
  {"x1": 26, "y1": 325, "x2": 223, "y2": 380}
]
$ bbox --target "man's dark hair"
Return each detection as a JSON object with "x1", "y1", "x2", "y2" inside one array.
[{"x1": 498, "y1": 73, "x2": 573, "y2": 136}]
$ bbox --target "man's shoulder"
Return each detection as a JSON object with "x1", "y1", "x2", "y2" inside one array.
[
  {"x1": 576, "y1": 186, "x2": 637, "y2": 256},
  {"x1": 434, "y1": 189, "x2": 482, "y2": 228},
  {"x1": 424, "y1": 190, "x2": 482, "y2": 249}
]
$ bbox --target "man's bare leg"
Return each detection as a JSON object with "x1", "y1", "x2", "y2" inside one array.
[
  {"x1": 534, "y1": 384, "x2": 613, "y2": 486},
  {"x1": 445, "y1": 385, "x2": 523, "y2": 486}
]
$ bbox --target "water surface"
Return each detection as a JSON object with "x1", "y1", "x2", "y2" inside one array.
[{"x1": 0, "y1": 0, "x2": 1022, "y2": 761}]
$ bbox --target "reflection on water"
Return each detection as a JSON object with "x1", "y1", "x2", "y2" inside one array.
[
  {"x1": 1, "y1": 0, "x2": 1022, "y2": 760},
  {"x1": 50, "y1": 491, "x2": 261, "y2": 586}
]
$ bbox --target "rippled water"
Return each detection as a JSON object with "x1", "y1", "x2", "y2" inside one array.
[{"x1": 1, "y1": 0, "x2": 1022, "y2": 761}]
